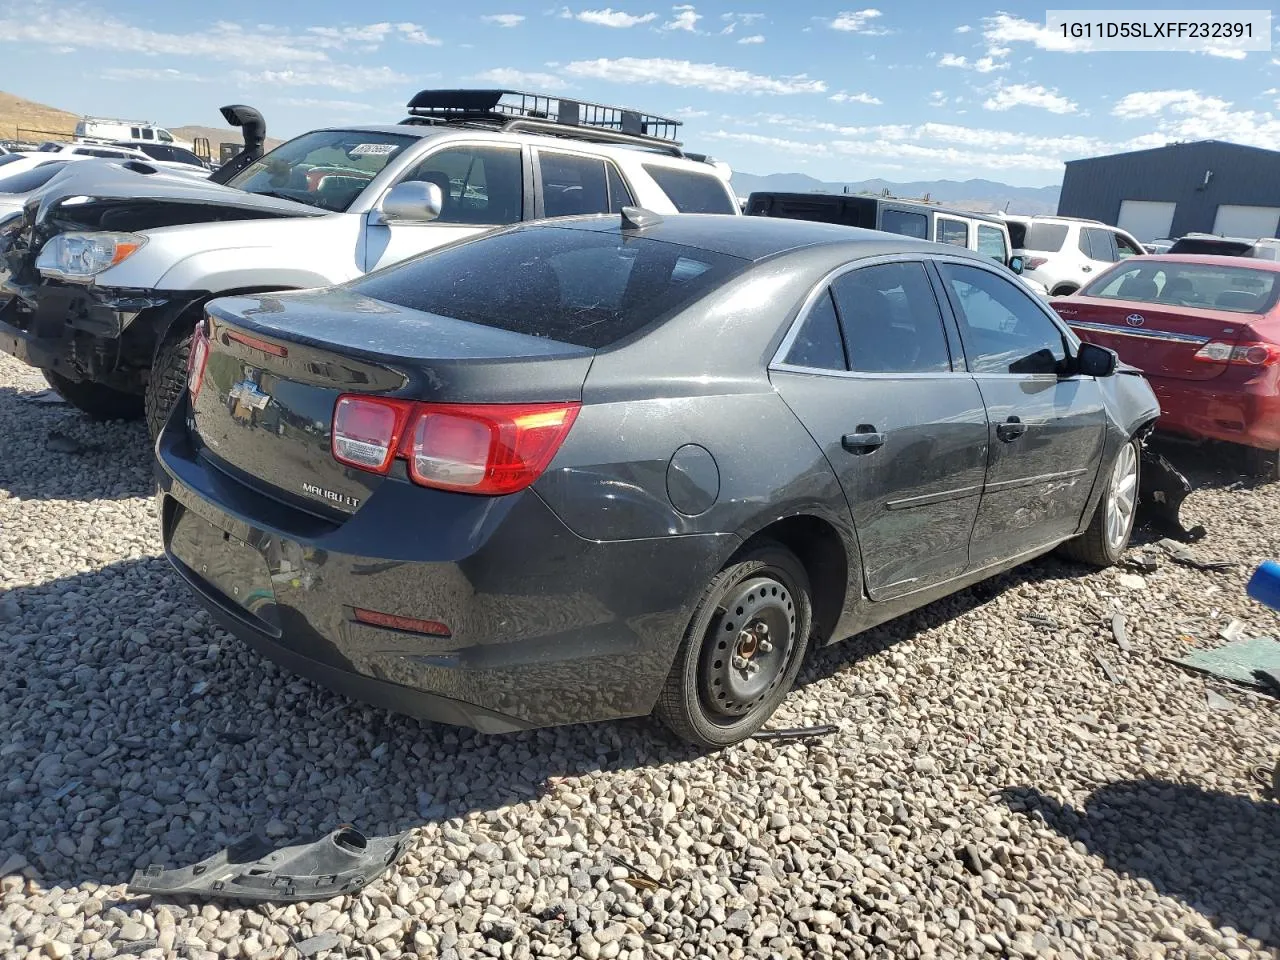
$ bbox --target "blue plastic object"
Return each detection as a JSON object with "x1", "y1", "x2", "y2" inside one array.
[{"x1": 1247, "y1": 560, "x2": 1280, "y2": 613}]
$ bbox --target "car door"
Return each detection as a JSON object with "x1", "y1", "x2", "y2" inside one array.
[
  {"x1": 1079, "y1": 227, "x2": 1118, "y2": 284},
  {"x1": 935, "y1": 259, "x2": 1107, "y2": 566},
  {"x1": 365, "y1": 142, "x2": 529, "y2": 272},
  {"x1": 770, "y1": 257, "x2": 989, "y2": 600},
  {"x1": 534, "y1": 148, "x2": 635, "y2": 218}
]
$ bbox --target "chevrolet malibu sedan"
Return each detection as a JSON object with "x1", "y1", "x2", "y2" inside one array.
[
  {"x1": 156, "y1": 211, "x2": 1158, "y2": 747},
  {"x1": 1051, "y1": 254, "x2": 1280, "y2": 480}
]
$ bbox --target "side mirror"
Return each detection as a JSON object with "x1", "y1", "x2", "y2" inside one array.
[
  {"x1": 1076, "y1": 341, "x2": 1118, "y2": 378},
  {"x1": 381, "y1": 181, "x2": 443, "y2": 223},
  {"x1": 1008, "y1": 255, "x2": 1024, "y2": 275}
]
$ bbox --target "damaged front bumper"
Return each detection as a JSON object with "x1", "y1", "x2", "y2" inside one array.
[
  {"x1": 1137, "y1": 443, "x2": 1205, "y2": 543},
  {"x1": 0, "y1": 282, "x2": 198, "y2": 387}
]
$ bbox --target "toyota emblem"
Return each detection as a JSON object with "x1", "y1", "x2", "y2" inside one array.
[{"x1": 1125, "y1": 313, "x2": 1145, "y2": 327}]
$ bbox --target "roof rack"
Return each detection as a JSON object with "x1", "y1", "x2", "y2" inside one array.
[{"x1": 401, "y1": 89, "x2": 686, "y2": 157}]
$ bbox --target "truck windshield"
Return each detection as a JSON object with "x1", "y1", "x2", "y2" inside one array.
[{"x1": 225, "y1": 130, "x2": 416, "y2": 212}]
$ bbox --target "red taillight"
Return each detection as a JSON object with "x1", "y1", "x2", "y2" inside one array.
[
  {"x1": 331, "y1": 395, "x2": 412, "y2": 473},
  {"x1": 187, "y1": 319, "x2": 210, "y2": 406},
  {"x1": 331, "y1": 395, "x2": 580, "y2": 495},
  {"x1": 1193, "y1": 340, "x2": 1280, "y2": 366},
  {"x1": 352, "y1": 607, "x2": 451, "y2": 637},
  {"x1": 1024, "y1": 257, "x2": 1048, "y2": 270}
]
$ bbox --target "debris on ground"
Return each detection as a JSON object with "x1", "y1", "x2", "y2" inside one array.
[
  {"x1": 606, "y1": 854, "x2": 661, "y2": 891},
  {"x1": 1137, "y1": 448, "x2": 1206, "y2": 542},
  {"x1": 1170, "y1": 636, "x2": 1280, "y2": 694},
  {"x1": 293, "y1": 932, "x2": 342, "y2": 957},
  {"x1": 1019, "y1": 614, "x2": 1060, "y2": 630},
  {"x1": 23, "y1": 389, "x2": 67, "y2": 405},
  {"x1": 1110, "y1": 612, "x2": 1131, "y2": 653},
  {"x1": 1220, "y1": 619, "x2": 1247, "y2": 643},
  {"x1": 1205, "y1": 690, "x2": 1234, "y2": 711},
  {"x1": 1124, "y1": 548, "x2": 1161, "y2": 573},
  {"x1": 1155, "y1": 538, "x2": 1237, "y2": 572},
  {"x1": 753, "y1": 723, "x2": 839, "y2": 741},
  {"x1": 1093, "y1": 651, "x2": 1123, "y2": 684},
  {"x1": 127, "y1": 826, "x2": 410, "y2": 902}
]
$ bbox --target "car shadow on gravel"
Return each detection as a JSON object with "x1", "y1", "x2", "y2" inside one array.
[
  {"x1": 1002, "y1": 782, "x2": 1280, "y2": 948},
  {"x1": 0, "y1": 387, "x2": 153, "y2": 502}
]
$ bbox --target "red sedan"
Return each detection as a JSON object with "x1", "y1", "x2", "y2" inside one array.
[{"x1": 1051, "y1": 254, "x2": 1280, "y2": 480}]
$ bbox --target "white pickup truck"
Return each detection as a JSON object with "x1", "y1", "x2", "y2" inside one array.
[{"x1": 0, "y1": 91, "x2": 739, "y2": 436}]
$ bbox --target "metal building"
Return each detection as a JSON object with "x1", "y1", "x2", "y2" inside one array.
[{"x1": 1057, "y1": 139, "x2": 1280, "y2": 243}]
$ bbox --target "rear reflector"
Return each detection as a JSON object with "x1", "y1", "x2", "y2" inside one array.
[
  {"x1": 225, "y1": 328, "x2": 288, "y2": 358},
  {"x1": 331, "y1": 395, "x2": 580, "y2": 495},
  {"x1": 353, "y1": 607, "x2": 451, "y2": 637},
  {"x1": 1194, "y1": 340, "x2": 1280, "y2": 366},
  {"x1": 187, "y1": 318, "x2": 210, "y2": 406}
]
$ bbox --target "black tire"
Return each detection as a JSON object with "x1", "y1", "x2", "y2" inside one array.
[
  {"x1": 654, "y1": 542, "x2": 813, "y2": 749},
  {"x1": 1243, "y1": 445, "x2": 1280, "y2": 483},
  {"x1": 42, "y1": 370, "x2": 143, "y2": 422},
  {"x1": 145, "y1": 322, "x2": 194, "y2": 441},
  {"x1": 1060, "y1": 437, "x2": 1140, "y2": 567}
]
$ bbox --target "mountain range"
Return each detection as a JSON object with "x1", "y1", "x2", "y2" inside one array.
[{"x1": 728, "y1": 172, "x2": 1062, "y2": 216}]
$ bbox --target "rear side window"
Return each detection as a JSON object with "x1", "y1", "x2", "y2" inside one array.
[
  {"x1": 642, "y1": 164, "x2": 735, "y2": 214},
  {"x1": 880, "y1": 209, "x2": 928, "y2": 240},
  {"x1": 936, "y1": 218, "x2": 969, "y2": 247},
  {"x1": 1018, "y1": 222, "x2": 1068, "y2": 253},
  {"x1": 831, "y1": 262, "x2": 952, "y2": 374},
  {"x1": 784, "y1": 290, "x2": 846, "y2": 370},
  {"x1": 349, "y1": 226, "x2": 748, "y2": 349}
]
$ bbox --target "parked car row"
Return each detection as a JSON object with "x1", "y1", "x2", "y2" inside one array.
[{"x1": 0, "y1": 88, "x2": 1167, "y2": 747}]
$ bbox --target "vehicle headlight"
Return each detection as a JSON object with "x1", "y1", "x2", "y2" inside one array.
[{"x1": 36, "y1": 232, "x2": 147, "y2": 282}]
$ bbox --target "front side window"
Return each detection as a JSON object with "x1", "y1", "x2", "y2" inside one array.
[
  {"x1": 1113, "y1": 232, "x2": 1143, "y2": 258},
  {"x1": 936, "y1": 218, "x2": 969, "y2": 248},
  {"x1": 880, "y1": 209, "x2": 928, "y2": 240},
  {"x1": 349, "y1": 226, "x2": 747, "y2": 349},
  {"x1": 784, "y1": 289, "x2": 846, "y2": 370},
  {"x1": 1081, "y1": 227, "x2": 1117, "y2": 262},
  {"x1": 401, "y1": 145, "x2": 523, "y2": 225},
  {"x1": 831, "y1": 261, "x2": 952, "y2": 374},
  {"x1": 227, "y1": 130, "x2": 416, "y2": 212},
  {"x1": 0, "y1": 161, "x2": 68, "y2": 194},
  {"x1": 942, "y1": 263, "x2": 1066, "y2": 375},
  {"x1": 158, "y1": 129, "x2": 174, "y2": 143},
  {"x1": 976, "y1": 224, "x2": 1008, "y2": 263},
  {"x1": 641, "y1": 164, "x2": 736, "y2": 214}
]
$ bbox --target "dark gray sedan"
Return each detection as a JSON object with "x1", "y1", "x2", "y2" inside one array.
[{"x1": 156, "y1": 211, "x2": 1159, "y2": 748}]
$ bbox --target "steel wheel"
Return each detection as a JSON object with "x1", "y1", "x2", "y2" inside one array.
[
  {"x1": 1106, "y1": 441, "x2": 1139, "y2": 552},
  {"x1": 699, "y1": 576, "x2": 797, "y2": 721}
]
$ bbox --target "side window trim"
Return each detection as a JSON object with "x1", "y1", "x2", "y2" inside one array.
[
  {"x1": 771, "y1": 255, "x2": 961, "y2": 378},
  {"x1": 931, "y1": 255, "x2": 1075, "y2": 378}
]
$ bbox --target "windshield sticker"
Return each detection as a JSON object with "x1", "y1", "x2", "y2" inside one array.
[{"x1": 349, "y1": 143, "x2": 397, "y2": 157}]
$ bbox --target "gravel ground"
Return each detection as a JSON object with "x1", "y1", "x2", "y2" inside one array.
[{"x1": 1, "y1": 349, "x2": 1278, "y2": 960}]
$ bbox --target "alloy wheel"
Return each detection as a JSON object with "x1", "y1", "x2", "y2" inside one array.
[{"x1": 1106, "y1": 442, "x2": 1139, "y2": 552}]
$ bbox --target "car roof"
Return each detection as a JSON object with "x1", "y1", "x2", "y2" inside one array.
[
  {"x1": 545, "y1": 212, "x2": 953, "y2": 261},
  {"x1": 1123, "y1": 253, "x2": 1280, "y2": 273}
]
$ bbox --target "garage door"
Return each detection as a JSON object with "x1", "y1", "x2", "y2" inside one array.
[
  {"x1": 1117, "y1": 200, "x2": 1176, "y2": 242},
  {"x1": 1213, "y1": 204, "x2": 1280, "y2": 239}
]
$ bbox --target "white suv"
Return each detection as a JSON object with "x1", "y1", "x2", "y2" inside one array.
[{"x1": 1002, "y1": 215, "x2": 1145, "y2": 296}]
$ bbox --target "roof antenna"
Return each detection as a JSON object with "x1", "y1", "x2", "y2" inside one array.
[{"x1": 620, "y1": 206, "x2": 663, "y2": 230}]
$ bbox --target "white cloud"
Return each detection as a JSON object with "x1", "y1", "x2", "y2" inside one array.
[
  {"x1": 829, "y1": 8, "x2": 886, "y2": 34},
  {"x1": 983, "y1": 82, "x2": 1078, "y2": 114},
  {"x1": 393, "y1": 22, "x2": 443, "y2": 45},
  {"x1": 472, "y1": 67, "x2": 573, "y2": 91},
  {"x1": 1205, "y1": 46, "x2": 1247, "y2": 60},
  {"x1": 738, "y1": 34, "x2": 764, "y2": 44},
  {"x1": 954, "y1": 24, "x2": 972, "y2": 33},
  {"x1": 481, "y1": 13, "x2": 526, "y2": 27},
  {"x1": 103, "y1": 67, "x2": 208, "y2": 82},
  {"x1": 562, "y1": 57, "x2": 826, "y2": 94},
  {"x1": 829, "y1": 91, "x2": 881, "y2": 105},
  {"x1": 572, "y1": 7, "x2": 659, "y2": 27},
  {"x1": 927, "y1": 90, "x2": 948, "y2": 107},
  {"x1": 1109, "y1": 88, "x2": 1280, "y2": 149},
  {"x1": 663, "y1": 4, "x2": 700, "y2": 31},
  {"x1": 982, "y1": 13, "x2": 1076, "y2": 53},
  {"x1": 937, "y1": 52, "x2": 1005, "y2": 73},
  {"x1": 719, "y1": 11, "x2": 762, "y2": 34},
  {"x1": 674, "y1": 106, "x2": 710, "y2": 118},
  {"x1": 233, "y1": 64, "x2": 410, "y2": 93}
]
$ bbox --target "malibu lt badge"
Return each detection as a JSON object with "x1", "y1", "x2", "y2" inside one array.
[{"x1": 301, "y1": 482, "x2": 361, "y2": 509}]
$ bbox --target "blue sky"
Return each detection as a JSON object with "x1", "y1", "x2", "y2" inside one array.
[{"x1": 0, "y1": 1, "x2": 1275, "y2": 187}]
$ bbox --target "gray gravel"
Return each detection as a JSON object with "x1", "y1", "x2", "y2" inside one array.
[{"x1": 1, "y1": 350, "x2": 1278, "y2": 960}]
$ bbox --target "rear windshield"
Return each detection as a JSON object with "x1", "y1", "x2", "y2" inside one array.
[
  {"x1": 349, "y1": 225, "x2": 748, "y2": 349},
  {"x1": 642, "y1": 164, "x2": 736, "y2": 214},
  {"x1": 1014, "y1": 222, "x2": 1069, "y2": 253},
  {"x1": 1168, "y1": 237, "x2": 1254, "y2": 257},
  {"x1": 0, "y1": 161, "x2": 67, "y2": 194},
  {"x1": 1082, "y1": 260, "x2": 1280, "y2": 314}
]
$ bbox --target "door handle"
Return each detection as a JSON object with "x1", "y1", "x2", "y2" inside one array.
[
  {"x1": 1082, "y1": 265, "x2": 1093, "y2": 273},
  {"x1": 996, "y1": 416, "x2": 1026, "y2": 442},
  {"x1": 842, "y1": 426, "x2": 885, "y2": 454}
]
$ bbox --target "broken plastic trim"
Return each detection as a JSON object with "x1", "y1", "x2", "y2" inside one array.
[
  {"x1": 1136, "y1": 445, "x2": 1206, "y2": 543},
  {"x1": 127, "y1": 826, "x2": 410, "y2": 903}
]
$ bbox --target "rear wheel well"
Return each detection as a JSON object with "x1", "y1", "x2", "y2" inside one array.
[
  {"x1": 735, "y1": 516, "x2": 848, "y2": 645},
  {"x1": 1051, "y1": 283, "x2": 1079, "y2": 296}
]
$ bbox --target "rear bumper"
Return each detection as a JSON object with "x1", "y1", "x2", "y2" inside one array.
[
  {"x1": 155, "y1": 408, "x2": 735, "y2": 732},
  {"x1": 1147, "y1": 370, "x2": 1280, "y2": 451}
]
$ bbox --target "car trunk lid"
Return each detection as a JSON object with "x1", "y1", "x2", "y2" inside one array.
[
  {"x1": 1052, "y1": 297, "x2": 1254, "y2": 382},
  {"x1": 189, "y1": 289, "x2": 594, "y2": 517}
]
